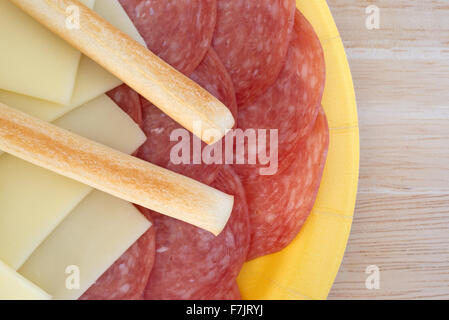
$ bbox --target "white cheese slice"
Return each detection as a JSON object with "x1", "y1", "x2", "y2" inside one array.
[
  {"x1": 0, "y1": 0, "x2": 146, "y2": 123},
  {"x1": 20, "y1": 190, "x2": 151, "y2": 300},
  {"x1": 0, "y1": 156, "x2": 91, "y2": 270},
  {"x1": 94, "y1": 0, "x2": 146, "y2": 48},
  {"x1": 0, "y1": 95, "x2": 146, "y2": 269},
  {"x1": 0, "y1": 90, "x2": 73, "y2": 123},
  {"x1": 0, "y1": 0, "x2": 95, "y2": 105},
  {"x1": 68, "y1": 56, "x2": 122, "y2": 110},
  {"x1": 54, "y1": 94, "x2": 146, "y2": 155},
  {"x1": 0, "y1": 259, "x2": 51, "y2": 300}
]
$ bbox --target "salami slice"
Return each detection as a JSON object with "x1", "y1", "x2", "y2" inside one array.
[
  {"x1": 107, "y1": 84, "x2": 143, "y2": 127},
  {"x1": 143, "y1": 165, "x2": 250, "y2": 300},
  {"x1": 227, "y1": 283, "x2": 242, "y2": 300},
  {"x1": 119, "y1": 0, "x2": 217, "y2": 75},
  {"x1": 189, "y1": 49, "x2": 238, "y2": 122},
  {"x1": 234, "y1": 10, "x2": 326, "y2": 183},
  {"x1": 212, "y1": 282, "x2": 241, "y2": 300},
  {"x1": 137, "y1": 48, "x2": 237, "y2": 184},
  {"x1": 244, "y1": 106, "x2": 329, "y2": 260},
  {"x1": 80, "y1": 215, "x2": 156, "y2": 300},
  {"x1": 212, "y1": 0, "x2": 295, "y2": 107}
]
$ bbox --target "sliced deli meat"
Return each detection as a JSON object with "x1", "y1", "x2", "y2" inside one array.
[
  {"x1": 244, "y1": 106, "x2": 329, "y2": 260},
  {"x1": 119, "y1": 0, "x2": 217, "y2": 75},
  {"x1": 80, "y1": 216, "x2": 156, "y2": 300},
  {"x1": 213, "y1": 282, "x2": 241, "y2": 300},
  {"x1": 189, "y1": 49, "x2": 238, "y2": 122},
  {"x1": 107, "y1": 84, "x2": 143, "y2": 127},
  {"x1": 137, "y1": 48, "x2": 238, "y2": 184},
  {"x1": 143, "y1": 166, "x2": 250, "y2": 300},
  {"x1": 213, "y1": 0, "x2": 295, "y2": 107},
  {"x1": 235, "y1": 9, "x2": 326, "y2": 183},
  {"x1": 286, "y1": 9, "x2": 326, "y2": 138}
]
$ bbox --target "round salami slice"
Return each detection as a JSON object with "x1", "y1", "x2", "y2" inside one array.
[
  {"x1": 234, "y1": 10, "x2": 326, "y2": 183},
  {"x1": 80, "y1": 216, "x2": 156, "y2": 300},
  {"x1": 143, "y1": 165, "x2": 250, "y2": 300},
  {"x1": 119, "y1": 0, "x2": 217, "y2": 75},
  {"x1": 244, "y1": 106, "x2": 329, "y2": 260},
  {"x1": 137, "y1": 48, "x2": 237, "y2": 184},
  {"x1": 107, "y1": 84, "x2": 143, "y2": 127},
  {"x1": 212, "y1": 0, "x2": 295, "y2": 107}
]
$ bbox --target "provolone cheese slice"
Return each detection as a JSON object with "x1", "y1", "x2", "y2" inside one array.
[
  {"x1": 54, "y1": 95, "x2": 146, "y2": 155},
  {"x1": 0, "y1": 95, "x2": 146, "y2": 269},
  {"x1": 0, "y1": 0, "x2": 95, "y2": 105},
  {"x1": 0, "y1": 90, "x2": 71, "y2": 123},
  {"x1": 68, "y1": 56, "x2": 122, "y2": 110},
  {"x1": 0, "y1": 0, "x2": 146, "y2": 123},
  {"x1": 0, "y1": 259, "x2": 51, "y2": 300},
  {"x1": 94, "y1": 0, "x2": 146, "y2": 48},
  {"x1": 0, "y1": 156, "x2": 91, "y2": 270},
  {"x1": 20, "y1": 190, "x2": 151, "y2": 300}
]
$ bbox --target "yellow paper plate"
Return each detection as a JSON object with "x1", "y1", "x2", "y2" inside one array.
[{"x1": 237, "y1": 0, "x2": 359, "y2": 300}]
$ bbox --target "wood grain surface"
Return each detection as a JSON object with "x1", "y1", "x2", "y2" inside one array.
[{"x1": 326, "y1": 0, "x2": 449, "y2": 299}]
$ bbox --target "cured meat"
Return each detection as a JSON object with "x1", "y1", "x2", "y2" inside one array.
[
  {"x1": 143, "y1": 166, "x2": 250, "y2": 300},
  {"x1": 107, "y1": 84, "x2": 143, "y2": 127},
  {"x1": 235, "y1": 10, "x2": 326, "y2": 183},
  {"x1": 244, "y1": 106, "x2": 329, "y2": 260},
  {"x1": 213, "y1": 0, "x2": 295, "y2": 106},
  {"x1": 227, "y1": 283, "x2": 242, "y2": 300},
  {"x1": 212, "y1": 283, "x2": 241, "y2": 300},
  {"x1": 80, "y1": 216, "x2": 156, "y2": 300},
  {"x1": 189, "y1": 49, "x2": 238, "y2": 121},
  {"x1": 137, "y1": 48, "x2": 237, "y2": 184},
  {"x1": 119, "y1": 0, "x2": 217, "y2": 75}
]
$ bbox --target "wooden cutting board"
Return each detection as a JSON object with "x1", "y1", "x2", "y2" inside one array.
[{"x1": 326, "y1": 0, "x2": 449, "y2": 299}]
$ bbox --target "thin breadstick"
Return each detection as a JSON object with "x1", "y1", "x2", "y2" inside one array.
[
  {"x1": 0, "y1": 102, "x2": 233, "y2": 236},
  {"x1": 10, "y1": 0, "x2": 234, "y2": 145}
]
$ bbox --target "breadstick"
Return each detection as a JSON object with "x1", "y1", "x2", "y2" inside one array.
[
  {"x1": 10, "y1": 0, "x2": 234, "y2": 145},
  {"x1": 0, "y1": 102, "x2": 233, "y2": 235}
]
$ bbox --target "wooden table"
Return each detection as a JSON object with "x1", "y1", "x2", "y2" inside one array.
[{"x1": 326, "y1": 0, "x2": 449, "y2": 299}]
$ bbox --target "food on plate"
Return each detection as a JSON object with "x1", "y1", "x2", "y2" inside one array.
[
  {"x1": 0, "y1": 0, "x2": 94, "y2": 105},
  {"x1": 218, "y1": 283, "x2": 242, "y2": 300},
  {"x1": 0, "y1": 0, "x2": 161, "y2": 300},
  {"x1": 0, "y1": 102, "x2": 234, "y2": 236},
  {"x1": 107, "y1": 84, "x2": 143, "y2": 127},
  {"x1": 10, "y1": 0, "x2": 234, "y2": 145},
  {"x1": 119, "y1": 0, "x2": 217, "y2": 76},
  {"x1": 0, "y1": 96, "x2": 146, "y2": 274},
  {"x1": 142, "y1": 166, "x2": 249, "y2": 300},
  {"x1": 244, "y1": 106, "x2": 329, "y2": 260},
  {"x1": 233, "y1": 10, "x2": 328, "y2": 260},
  {"x1": 80, "y1": 215, "x2": 156, "y2": 300},
  {"x1": 0, "y1": 260, "x2": 51, "y2": 300},
  {"x1": 235, "y1": 10, "x2": 326, "y2": 183},
  {"x1": 18, "y1": 190, "x2": 151, "y2": 300},
  {"x1": 213, "y1": 0, "x2": 296, "y2": 107},
  {"x1": 137, "y1": 48, "x2": 238, "y2": 185},
  {"x1": 0, "y1": 0, "x2": 329, "y2": 300}
]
